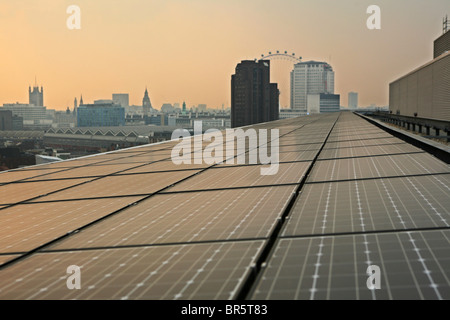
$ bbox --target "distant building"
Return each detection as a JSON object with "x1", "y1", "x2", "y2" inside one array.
[
  {"x1": 231, "y1": 60, "x2": 279, "y2": 128},
  {"x1": 1, "y1": 103, "x2": 53, "y2": 128},
  {"x1": 0, "y1": 110, "x2": 13, "y2": 131},
  {"x1": 94, "y1": 99, "x2": 113, "y2": 104},
  {"x1": 197, "y1": 104, "x2": 207, "y2": 112},
  {"x1": 279, "y1": 109, "x2": 306, "y2": 119},
  {"x1": 54, "y1": 111, "x2": 76, "y2": 128},
  {"x1": 161, "y1": 103, "x2": 174, "y2": 113},
  {"x1": 390, "y1": 23, "x2": 450, "y2": 120},
  {"x1": 307, "y1": 93, "x2": 340, "y2": 114},
  {"x1": 348, "y1": 92, "x2": 358, "y2": 109},
  {"x1": 146, "y1": 114, "x2": 168, "y2": 126},
  {"x1": 113, "y1": 93, "x2": 129, "y2": 108},
  {"x1": 77, "y1": 103, "x2": 125, "y2": 127},
  {"x1": 29, "y1": 85, "x2": 44, "y2": 106},
  {"x1": 290, "y1": 61, "x2": 335, "y2": 114},
  {"x1": 434, "y1": 17, "x2": 450, "y2": 58}
]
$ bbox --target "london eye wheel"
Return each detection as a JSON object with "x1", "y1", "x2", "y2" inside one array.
[{"x1": 257, "y1": 51, "x2": 302, "y2": 109}]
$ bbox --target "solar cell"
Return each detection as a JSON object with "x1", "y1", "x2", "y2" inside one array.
[
  {"x1": 0, "y1": 241, "x2": 265, "y2": 300},
  {"x1": 0, "y1": 197, "x2": 143, "y2": 254},
  {"x1": 48, "y1": 185, "x2": 296, "y2": 250},
  {"x1": 250, "y1": 230, "x2": 450, "y2": 300}
]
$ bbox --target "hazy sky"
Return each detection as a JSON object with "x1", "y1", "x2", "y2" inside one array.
[{"x1": 0, "y1": 0, "x2": 448, "y2": 110}]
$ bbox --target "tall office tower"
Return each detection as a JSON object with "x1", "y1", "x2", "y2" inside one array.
[
  {"x1": 112, "y1": 94, "x2": 130, "y2": 108},
  {"x1": 348, "y1": 92, "x2": 358, "y2": 109},
  {"x1": 231, "y1": 60, "x2": 279, "y2": 128},
  {"x1": 290, "y1": 61, "x2": 334, "y2": 113},
  {"x1": 142, "y1": 88, "x2": 152, "y2": 116},
  {"x1": 29, "y1": 84, "x2": 44, "y2": 107}
]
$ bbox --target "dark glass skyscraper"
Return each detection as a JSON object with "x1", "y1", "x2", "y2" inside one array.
[{"x1": 231, "y1": 60, "x2": 279, "y2": 128}]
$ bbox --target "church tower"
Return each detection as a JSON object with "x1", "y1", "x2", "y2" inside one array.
[
  {"x1": 142, "y1": 87, "x2": 152, "y2": 116},
  {"x1": 29, "y1": 79, "x2": 44, "y2": 106}
]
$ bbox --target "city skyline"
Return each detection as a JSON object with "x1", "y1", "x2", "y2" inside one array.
[{"x1": 0, "y1": 0, "x2": 447, "y2": 110}]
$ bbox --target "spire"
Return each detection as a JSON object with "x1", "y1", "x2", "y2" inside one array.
[
  {"x1": 80, "y1": 94, "x2": 83, "y2": 105},
  {"x1": 142, "y1": 87, "x2": 152, "y2": 116}
]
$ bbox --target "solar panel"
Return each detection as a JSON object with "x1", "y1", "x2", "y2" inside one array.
[
  {"x1": 0, "y1": 178, "x2": 94, "y2": 205},
  {"x1": 27, "y1": 170, "x2": 202, "y2": 201},
  {"x1": 278, "y1": 151, "x2": 318, "y2": 162},
  {"x1": 0, "y1": 255, "x2": 19, "y2": 265},
  {"x1": 0, "y1": 111, "x2": 448, "y2": 301},
  {"x1": 0, "y1": 240, "x2": 265, "y2": 300},
  {"x1": 283, "y1": 174, "x2": 450, "y2": 236},
  {"x1": 113, "y1": 160, "x2": 209, "y2": 175},
  {"x1": 318, "y1": 143, "x2": 424, "y2": 160},
  {"x1": 26, "y1": 163, "x2": 151, "y2": 181},
  {"x1": 250, "y1": 230, "x2": 450, "y2": 300},
  {"x1": 166, "y1": 162, "x2": 311, "y2": 192},
  {"x1": 0, "y1": 197, "x2": 143, "y2": 256},
  {"x1": 0, "y1": 168, "x2": 68, "y2": 184},
  {"x1": 324, "y1": 137, "x2": 403, "y2": 149},
  {"x1": 47, "y1": 185, "x2": 296, "y2": 250},
  {"x1": 308, "y1": 153, "x2": 450, "y2": 183}
]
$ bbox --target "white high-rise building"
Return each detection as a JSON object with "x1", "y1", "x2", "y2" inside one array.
[
  {"x1": 290, "y1": 61, "x2": 335, "y2": 113},
  {"x1": 348, "y1": 92, "x2": 358, "y2": 109}
]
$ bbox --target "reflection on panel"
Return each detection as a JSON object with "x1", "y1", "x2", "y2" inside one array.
[
  {"x1": 0, "y1": 197, "x2": 143, "y2": 254},
  {"x1": 50, "y1": 186, "x2": 296, "y2": 250},
  {"x1": 0, "y1": 241, "x2": 265, "y2": 300}
]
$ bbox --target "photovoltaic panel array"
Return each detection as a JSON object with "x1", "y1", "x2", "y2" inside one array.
[
  {"x1": 249, "y1": 112, "x2": 450, "y2": 300},
  {"x1": 0, "y1": 112, "x2": 449, "y2": 300}
]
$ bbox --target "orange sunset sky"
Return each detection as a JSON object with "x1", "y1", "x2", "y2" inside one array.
[{"x1": 0, "y1": 0, "x2": 448, "y2": 110}]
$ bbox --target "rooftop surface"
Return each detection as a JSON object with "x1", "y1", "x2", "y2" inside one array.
[{"x1": 0, "y1": 112, "x2": 449, "y2": 300}]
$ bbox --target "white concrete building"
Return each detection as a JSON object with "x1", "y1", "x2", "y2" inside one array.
[{"x1": 290, "y1": 61, "x2": 335, "y2": 113}]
